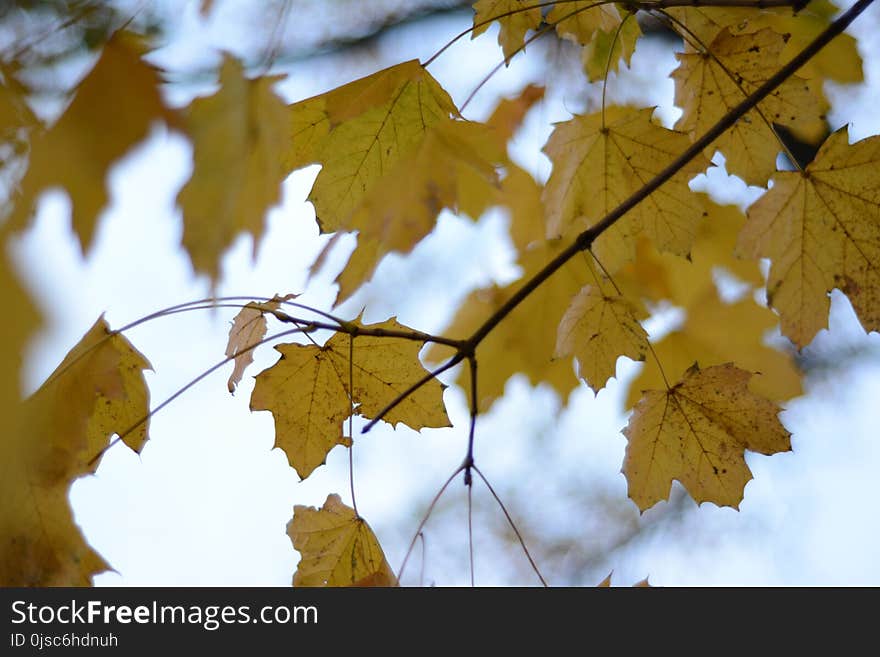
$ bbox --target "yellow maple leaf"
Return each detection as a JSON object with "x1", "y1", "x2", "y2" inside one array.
[
  {"x1": 554, "y1": 285, "x2": 648, "y2": 392},
  {"x1": 666, "y1": 1, "x2": 862, "y2": 84},
  {"x1": 177, "y1": 55, "x2": 291, "y2": 282},
  {"x1": 501, "y1": 164, "x2": 546, "y2": 251},
  {"x1": 250, "y1": 318, "x2": 450, "y2": 479},
  {"x1": 614, "y1": 196, "x2": 764, "y2": 310},
  {"x1": 672, "y1": 28, "x2": 827, "y2": 186},
  {"x1": 548, "y1": 1, "x2": 625, "y2": 45},
  {"x1": 485, "y1": 83, "x2": 545, "y2": 147},
  {"x1": 429, "y1": 239, "x2": 588, "y2": 410},
  {"x1": 306, "y1": 60, "x2": 458, "y2": 232},
  {"x1": 8, "y1": 32, "x2": 177, "y2": 253},
  {"x1": 625, "y1": 292, "x2": 803, "y2": 409},
  {"x1": 471, "y1": 0, "x2": 543, "y2": 64},
  {"x1": 542, "y1": 106, "x2": 709, "y2": 273},
  {"x1": 737, "y1": 127, "x2": 880, "y2": 347},
  {"x1": 622, "y1": 363, "x2": 791, "y2": 511},
  {"x1": 1, "y1": 317, "x2": 151, "y2": 585},
  {"x1": 293, "y1": 61, "x2": 501, "y2": 301},
  {"x1": 225, "y1": 294, "x2": 295, "y2": 394},
  {"x1": 289, "y1": 494, "x2": 397, "y2": 587},
  {"x1": 580, "y1": 13, "x2": 641, "y2": 82},
  {"x1": 349, "y1": 119, "x2": 502, "y2": 253},
  {"x1": 547, "y1": 2, "x2": 641, "y2": 82}
]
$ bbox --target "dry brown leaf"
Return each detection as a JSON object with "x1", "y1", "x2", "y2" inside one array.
[{"x1": 225, "y1": 294, "x2": 295, "y2": 393}]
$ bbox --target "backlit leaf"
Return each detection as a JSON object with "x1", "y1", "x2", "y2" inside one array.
[
  {"x1": 1, "y1": 317, "x2": 151, "y2": 585},
  {"x1": 225, "y1": 294, "x2": 295, "y2": 393},
  {"x1": 672, "y1": 28, "x2": 827, "y2": 185},
  {"x1": 250, "y1": 318, "x2": 450, "y2": 479},
  {"x1": 177, "y1": 55, "x2": 291, "y2": 282},
  {"x1": 737, "y1": 126, "x2": 880, "y2": 347},
  {"x1": 554, "y1": 285, "x2": 648, "y2": 392},
  {"x1": 289, "y1": 494, "x2": 397, "y2": 587},
  {"x1": 429, "y1": 239, "x2": 589, "y2": 410},
  {"x1": 543, "y1": 106, "x2": 709, "y2": 272},
  {"x1": 623, "y1": 363, "x2": 791, "y2": 511},
  {"x1": 625, "y1": 292, "x2": 803, "y2": 409},
  {"x1": 472, "y1": 0, "x2": 543, "y2": 64},
  {"x1": 8, "y1": 32, "x2": 177, "y2": 252}
]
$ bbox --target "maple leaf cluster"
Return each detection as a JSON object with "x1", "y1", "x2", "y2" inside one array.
[{"x1": 0, "y1": 0, "x2": 876, "y2": 587}]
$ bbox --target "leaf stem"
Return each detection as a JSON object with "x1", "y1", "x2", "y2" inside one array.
[
  {"x1": 472, "y1": 465, "x2": 548, "y2": 587},
  {"x1": 397, "y1": 466, "x2": 465, "y2": 583}
]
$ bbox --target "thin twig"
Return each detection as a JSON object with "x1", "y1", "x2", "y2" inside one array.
[
  {"x1": 397, "y1": 466, "x2": 465, "y2": 583},
  {"x1": 472, "y1": 465, "x2": 549, "y2": 587}
]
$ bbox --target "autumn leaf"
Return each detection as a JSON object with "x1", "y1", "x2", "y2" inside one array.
[
  {"x1": 306, "y1": 60, "x2": 458, "y2": 232},
  {"x1": 290, "y1": 60, "x2": 502, "y2": 301},
  {"x1": 666, "y1": 1, "x2": 863, "y2": 84},
  {"x1": 554, "y1": 285, "x2": 648, "y2": 392},
  {"x1": 429, "y1": 238, "x2": 589, "y2": 410},
  {"x1": 225, "y1": 294, "x2": 295, "y2": 393},
  {"x1": 501, "y1": 164, "x2": 547, "y2": 251},
  {"x1": 672, "y1": 28, "x2": 827, "y2": 186},
  {"x1": 250, "y1": 318, "x2": 450, "y2": 479},
  {"x1": 547, "y1": 2, "x2": 641, "y2": 82},
  {"x1": 485, "y1": 83, "x2": 544, "y2": 146},
  {"x1": 543, "y1": 106, "x2": 709, "y2": 273},
  {"x1": 289, "y1": 494, "x2": 397, "y2": 587},
  {"x1": 472, "y1": 0, "x2": 543, "y2": 64},
  {"x1": 614, "y1": 196, "x2": 764, "y2": 310},
  {"x1": 0, "y1": 253, "x2": 41, "y2": 450},
  {"x1": 625, "y1": 292, "x2": 803, "y2": 409},
  {"x1": 347, "y1": 119, "x2": 502, "y2": 253},
  {"x1": 622, "y1": 363, "x2": 791, "y2": 511},
  {"x1": 8, "y1": 32, "x2": 178, "y2": 252},
  {"x1": 177, "y1": 55, "x2": 290, "y2": 282},
  {"x1": 737, "y1": 127, "x2": 880, "y2": 347},
  {"x1": 580, "y1": 14, "x2": 641, "y2": 82},
  {"x1": 1, "y1": 316, "x2": 152, "y2": 585},
  {"x1": 548, "y1": 2, "x2": 624, "y2": 45}
]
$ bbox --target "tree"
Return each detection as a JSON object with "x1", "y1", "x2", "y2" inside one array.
[{"x1": 1, "y1": 0, "x2": 878, "y2": 587}]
